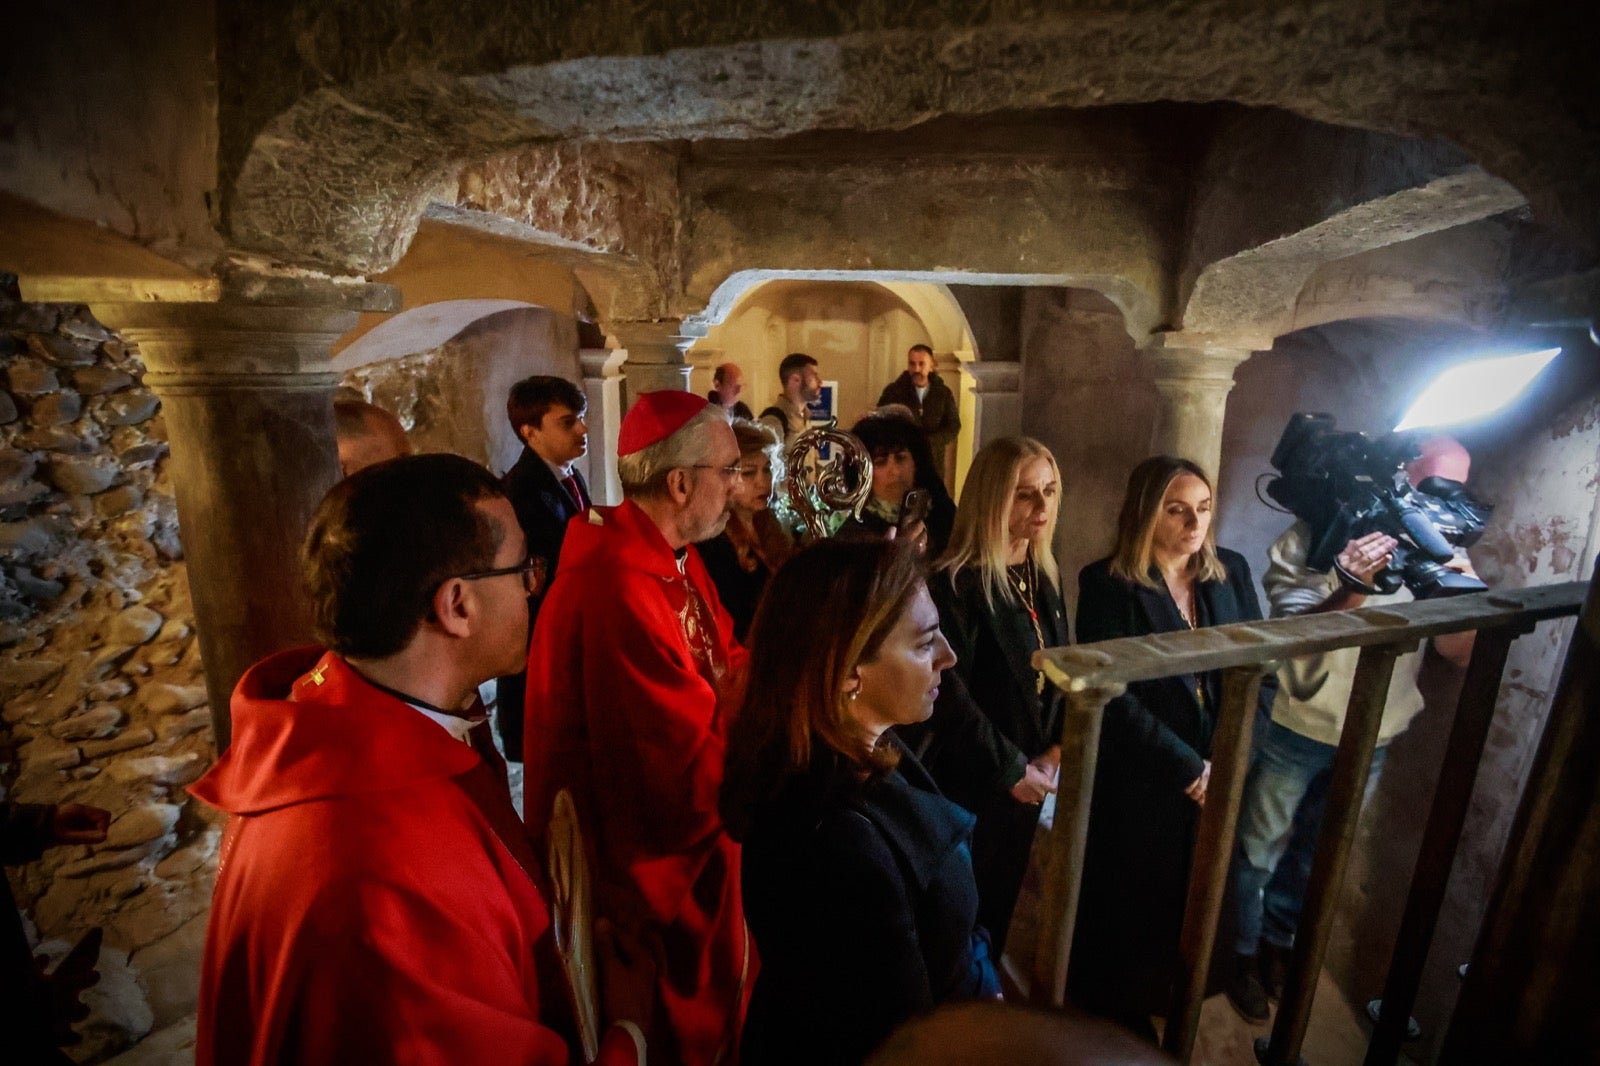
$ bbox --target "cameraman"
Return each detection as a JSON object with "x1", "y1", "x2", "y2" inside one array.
[{"x1": 1226, "y1": 436, "x2": 1477, "y2": 1021}]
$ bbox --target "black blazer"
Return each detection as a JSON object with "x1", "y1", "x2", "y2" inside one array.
[
  {"x1": 934, "y1": 565, "x2": 1069, "y2": 760},
  {"x1": 739, "y1": 746, "x2": 998, "y2": 1065},
  {"x1": 1075, "y1": 547, "x2": 1278, "y2": 792},
  {"x1": 502, "y1": 447, "x2": 588, "y2": 572}
]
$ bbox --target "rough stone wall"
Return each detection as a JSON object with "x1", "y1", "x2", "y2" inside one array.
[
  {"x1": 1018, "y1": 286, "x2": 1158, "y2": 615},
  {"x1": 1221, "y1": 318, "x2": 1600, "y2": 1048},
  {"x1": 0, "y1": 286, "x2": 215, "y2": 1062}
]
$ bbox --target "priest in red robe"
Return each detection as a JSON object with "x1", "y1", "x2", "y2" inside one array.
[
  {"x1": 191, "y1": 454, "x2": 645, "y2": 1066},
  {"x1": 525, "y1": 392, "x2": 752, "y2": 1065}
]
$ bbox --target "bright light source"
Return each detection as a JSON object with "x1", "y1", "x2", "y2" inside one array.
[{"x1": 1394, "y1": 348, "x2": 1562, "y2": 432}]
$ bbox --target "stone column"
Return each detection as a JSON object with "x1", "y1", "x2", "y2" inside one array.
[
  {"x1": 1144, "y1": 340, "x2": 1254, "y2": 482},
  {"x1": 955, "y1": 358, "x2": 1022, "y2": 495},
  {"x1": 92, "y1": 279, "x2": 399, "y2": 748},
  {"x1": 606, "y1": 321, "x2": 692, "y2": 407},
  {"x1": 579, "y1": 347, "x2": 627, "y2": 506}
]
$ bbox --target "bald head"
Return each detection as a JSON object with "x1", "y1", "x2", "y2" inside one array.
[
  {"x1": 335, "y1": 400, "x2": 412, "y2": 476},
  {"x1": 1405, "y1": 435, "x2": 1471, "y2": 486}
]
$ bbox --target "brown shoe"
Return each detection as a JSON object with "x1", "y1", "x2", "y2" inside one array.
[{"x1": 1227, "y1": 953, "x2": 1270, "y2": 1022}]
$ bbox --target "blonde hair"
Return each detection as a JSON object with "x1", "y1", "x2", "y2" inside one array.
[
  {"x1": 1107, "y1": 456, "x2": 1227, "y2": 588},
  {"x1": 937, "y1": 437, "x2": 1062, "y2": 608}
]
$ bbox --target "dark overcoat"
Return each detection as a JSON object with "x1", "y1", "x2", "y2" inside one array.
[
  {"x1": 739, "y1": 744, "x2": 999, "y2": 1065},
  {"x1": 927, "y1": 564, "x2": 1068, "y2": 952},
  {"x1": 1068, "y1": 547, "x2": 1277, "y2": 1027}
]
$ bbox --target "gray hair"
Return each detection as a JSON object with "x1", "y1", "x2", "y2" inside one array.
[{"x1": 619, "y1": 404, "x2": 731, "y2": 498}]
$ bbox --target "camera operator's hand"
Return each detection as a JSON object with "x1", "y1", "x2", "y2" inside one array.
[
  {"x1": 1337, "y1": 532, "x2": 1398, "y2": 588},
  {"x1": 1311, "y1": 532, "x2": 1399, "y2": 613}
]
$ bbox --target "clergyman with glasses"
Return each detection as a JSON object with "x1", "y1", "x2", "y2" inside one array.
[
  {"x1": 523, "y1": 390, "x2": 753, "y2": 1066},
  {"x1": 191, "y1": 453, "x2": 647, "y2": 1065}
]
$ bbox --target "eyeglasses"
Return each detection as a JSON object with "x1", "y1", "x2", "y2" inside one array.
[
  {"x1": 687, "y1": 463, "x2": 746, "y2": 480},
  {"x1": 456, "y1": 559, "x2": 545, "y2": 596}
]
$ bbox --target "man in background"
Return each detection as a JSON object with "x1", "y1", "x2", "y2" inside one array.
[
  {"x1": 759, "y1": 352, "x2": 821, "y2": 445},
  {"x1": 876, "y1": 344, "x2": 960, "y2": 481},
  {"x1": 497, "y1": 375, "x2": 591, "y2": 760},
  {"x1": 708, "y1": 362, "x2": 753, "y2": 420},
  {"x1": 332, "y1": 394, "x2": 411, "y2": 475}
]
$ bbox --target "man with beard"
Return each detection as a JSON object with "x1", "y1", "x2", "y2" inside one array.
[{"x1": 524, "y1": 392, "x2": 751, "y2": 1066}]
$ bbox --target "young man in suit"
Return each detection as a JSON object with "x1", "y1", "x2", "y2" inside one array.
[{"x1": 496, "y1": 375, "x2": 591, "y2": 759}]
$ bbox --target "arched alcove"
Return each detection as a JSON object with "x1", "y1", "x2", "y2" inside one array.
[{"x1": 337, "y1": 301, "x2": 582, "y2": 477}]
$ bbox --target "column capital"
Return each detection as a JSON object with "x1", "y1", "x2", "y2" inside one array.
[
  {"x1": 91, "y1": 271, "x2": 400, "y2": 391},
  {"x1": 961, "y1": 360, "x2": 1023, "y2": 394},
  {"x1": 604, "y1": 319, "x2": 693, "y2": 364},
  {"x1": 1142, "y1": 342, "x2": 1255, "y2": 387},
  {"x1": 579, "y1": 347, "x2": 628, "y2": 381}
]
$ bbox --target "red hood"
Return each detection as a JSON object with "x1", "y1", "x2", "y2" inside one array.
[
  {"x1": 189, "y1": 648, "x2": 480, "y2": 816},
  {"x1": 558, "y1": 498, "x2": 687, "y2": 581}
]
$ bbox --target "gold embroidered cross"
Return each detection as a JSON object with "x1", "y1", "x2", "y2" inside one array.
[{"x1": 309, "y1": 664, "x2": 327, "y2": 686}]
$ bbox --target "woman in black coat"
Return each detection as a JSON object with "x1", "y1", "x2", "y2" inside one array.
[
  {"x1": 1069, "y1": 455, "x2": 1278, "y2": 1039},
  {"x1": 721, "y1": 540, "x2": 1000, "y2": 1066},
  {"x1": 927, "y1": 436, "x2": 1069, "y2": 955}
]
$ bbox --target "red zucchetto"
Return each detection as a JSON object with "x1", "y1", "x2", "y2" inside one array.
[{"x1": 617, "y1": 391, "x2": 713, "y2": 456}]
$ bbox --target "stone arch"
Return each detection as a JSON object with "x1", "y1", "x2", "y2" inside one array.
[
  {"x1": 687, "y1": 269, "x2": 1156, "y2": 349},
  {"x1": 220, "y1": 8, "x2": 1597, "y2": 280},
  {"x1": 334, "y1": 300, "x2": 583, "y2": 476}
]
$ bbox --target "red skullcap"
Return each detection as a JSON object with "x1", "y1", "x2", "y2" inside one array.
[{"x1": 617, "y1": 391, "x2": 713, "y2": 457}]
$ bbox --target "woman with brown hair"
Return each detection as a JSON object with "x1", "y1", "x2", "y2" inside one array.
[
  {"x1": 721, "y1": 539, "x2": 1000, "y2": 1065},
  {"x1": 697, "y1": 419, "x2": 793, "y2": 641},
  {"x1": 928, "y1": 437, "x2": 1069, "y2": 955},
  {"x1": 1068, "y1": 456, "x2": 1277, "y2": 1039}
]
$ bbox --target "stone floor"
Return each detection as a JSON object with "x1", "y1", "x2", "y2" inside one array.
[{"x1": 1191, "y1": 969, "x2": 1422, "y2": 1066}]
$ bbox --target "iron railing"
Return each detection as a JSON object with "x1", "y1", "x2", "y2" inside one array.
[{"x1": 1007, "y1": 578, "x2": 1593, "y2": 1064}]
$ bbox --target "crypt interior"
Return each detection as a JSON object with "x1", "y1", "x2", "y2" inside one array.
[{"x1": 1, "y1": 2, "x2": 1598, "y2": 1063}]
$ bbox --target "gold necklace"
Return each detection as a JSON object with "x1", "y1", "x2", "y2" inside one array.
[{"x1": 1007, "y1": 557, "x2": 1048, "y2": 695}]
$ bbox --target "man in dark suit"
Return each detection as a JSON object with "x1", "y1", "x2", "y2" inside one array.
[{"x1": 496, "y1": 375, "x2": 591, "y2": 760}]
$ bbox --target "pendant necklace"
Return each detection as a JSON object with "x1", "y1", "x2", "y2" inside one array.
[{"x1": 1008, "y1": 556, "x2": 1048, "y2": 695}]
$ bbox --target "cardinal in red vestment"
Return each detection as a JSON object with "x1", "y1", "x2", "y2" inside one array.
[
  {"x1": 191, "y1": 455, "x2": 645, "y2": 1066},
  {"x1": 525, "y1": 393, "x2": 753, "y2": 1065}
]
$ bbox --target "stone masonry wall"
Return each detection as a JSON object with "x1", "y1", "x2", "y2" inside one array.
[{"x1": 0, "y1": 281, "x2": 214, "y2": 1062}]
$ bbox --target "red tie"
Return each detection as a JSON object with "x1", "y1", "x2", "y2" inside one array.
[{"x1": 562, "y1": 474, "x2": 587, "y2": 510}]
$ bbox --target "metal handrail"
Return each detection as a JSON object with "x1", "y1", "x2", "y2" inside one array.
[{"x1": 1010, "y1": 580, "x2": 1590, "y2": 1065}]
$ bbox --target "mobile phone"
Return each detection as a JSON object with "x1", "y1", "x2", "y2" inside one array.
[{"x1": 898, "y1": 489, "x2": 931, "y2": 532}]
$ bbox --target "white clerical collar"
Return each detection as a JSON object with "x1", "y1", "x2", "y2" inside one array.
[{"x1": 407, "y1": 703, "x2": 478, "y2": 745}]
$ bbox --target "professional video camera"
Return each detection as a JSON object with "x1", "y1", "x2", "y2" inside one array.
[{"x1": 1264, "y1": 413, "x2": 1492, "y2": 599}]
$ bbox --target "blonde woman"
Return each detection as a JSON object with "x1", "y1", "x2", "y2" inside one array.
[
  {"x1": 1068, "y1": 456, "x2": 1277, "y2": 1040},
  {"x1": 927, "y1": 437, "x2": 1069, "y2": 955}
]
